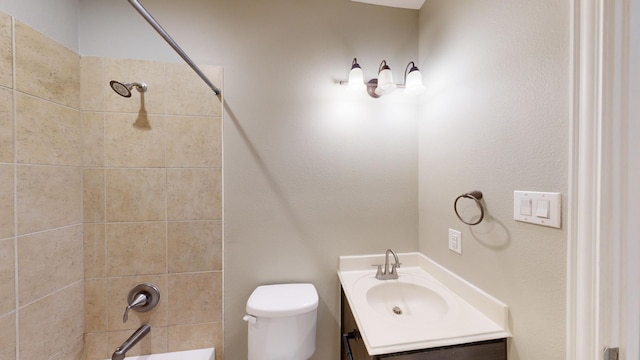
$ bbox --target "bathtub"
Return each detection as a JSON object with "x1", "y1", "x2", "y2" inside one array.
[{"x1": 104, "y1": 348, "x2": 214, "y2": 360}]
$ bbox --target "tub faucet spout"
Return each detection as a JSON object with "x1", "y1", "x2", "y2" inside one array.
[{"x1": 112, "y1": 323, "x2": 151, "y2": 360}]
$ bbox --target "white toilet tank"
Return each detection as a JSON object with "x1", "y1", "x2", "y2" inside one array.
[{"x1": 245, "y1": 283, "x2": 319, "y2": 360}]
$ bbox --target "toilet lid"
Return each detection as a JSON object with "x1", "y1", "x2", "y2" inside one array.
[{"x1": 246, "y1": 283, "x2": 318, "y2": 317}]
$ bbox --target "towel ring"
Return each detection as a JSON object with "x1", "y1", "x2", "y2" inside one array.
[{"x1": 454, "y1": 191, "x2": 485, "y2": 225}]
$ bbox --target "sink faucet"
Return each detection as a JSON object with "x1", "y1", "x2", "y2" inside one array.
[{"x1": 375, "y1": 249, "x2": 401, "y2": 280}]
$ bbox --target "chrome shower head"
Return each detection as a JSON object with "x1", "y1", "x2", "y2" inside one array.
[{"x1": 109, "y1": 80, "x2": 148, "y2": 98}]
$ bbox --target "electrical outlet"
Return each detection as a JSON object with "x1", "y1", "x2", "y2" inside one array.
[{"x1": 448, "y1": 228, "x2": 462, "y2": 254}]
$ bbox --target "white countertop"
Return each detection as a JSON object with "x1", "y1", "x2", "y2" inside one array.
[{"x1": 338, "y1": 252, "x2": 511, "y2": 355}]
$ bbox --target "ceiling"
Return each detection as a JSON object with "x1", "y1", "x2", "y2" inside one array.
[{"x1": 351, "y1": 0, "x2": 425, "y2": 10}]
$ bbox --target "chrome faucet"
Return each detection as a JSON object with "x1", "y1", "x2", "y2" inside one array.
[
  {"x1": 112, "y1": 323, "x2": 151, "y2": 360},
  {"x1": 123, "y1": 292, "x2": 148, "y2": 323},
  {"x1": 374, "y1": 249, "x2": 401, "y2": 280}
]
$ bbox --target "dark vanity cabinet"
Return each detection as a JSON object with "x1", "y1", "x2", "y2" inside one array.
[{"x1": 341, "y1": 290, "x2": 508, "y2": 360}]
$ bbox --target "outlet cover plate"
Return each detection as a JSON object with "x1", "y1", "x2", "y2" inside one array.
[{"x1": 448, "y1": 228, "x2": 462, "y2": 254}]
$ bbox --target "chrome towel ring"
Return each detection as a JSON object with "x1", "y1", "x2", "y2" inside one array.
[{"x1": 454, "y1": 191, "x2": 485, "y2": 225}]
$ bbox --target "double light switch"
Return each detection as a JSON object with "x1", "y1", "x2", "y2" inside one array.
[{"x1": 513, "y1": 191, "x2": 561, "y2": 228}]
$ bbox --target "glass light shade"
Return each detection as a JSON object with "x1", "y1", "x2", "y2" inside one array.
[
  {"x1": 375, "y1": 68, "x2": 396, "y2": 95},
  {"x1": 347, "y1": 67, "x2": 365, "y2": 91},
  {"x1": 404, "y1": 69, "x2": 425, "y2": 95}
]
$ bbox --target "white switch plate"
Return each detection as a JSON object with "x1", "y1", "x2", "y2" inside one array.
[
  {"x1": 513, "y1": 191, "x2": 562, "y2": 228},
  {"x1": 448, "y1": 228, "x2": 462, "y2": 254}
]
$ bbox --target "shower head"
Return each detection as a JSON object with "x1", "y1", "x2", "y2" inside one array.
[{"x1": 109, "y1": 80, "x2": 148, "y2": 98}]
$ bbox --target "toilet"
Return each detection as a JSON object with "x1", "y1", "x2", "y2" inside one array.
[{"x1": 244, "y1": 283, "x2": 319, "y2": 360}]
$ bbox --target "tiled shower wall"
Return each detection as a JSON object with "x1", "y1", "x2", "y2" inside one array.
[
  {"x1": 0, "y1": 13, "x2": 85, "y2": 360},
  {"x1": 0, "y1": 11, "x2": 224, "y2": 360},
  {"x1": 80, "y1": 56, "x2": 223, "y2": 359}
]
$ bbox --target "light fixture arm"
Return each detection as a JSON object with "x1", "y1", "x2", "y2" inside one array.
[
  {"x1": 379, "y1": 60, "x2": 390, "y2": 73},
  {"x1": 351, "y1": 58, "x2": 361, "y2": 70}
]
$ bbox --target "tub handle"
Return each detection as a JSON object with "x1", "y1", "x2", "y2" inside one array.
[
  {"x1": 243, "y1": 315, "x2": 257, "y2": 324},
  {"x1": 122, "y1": 283, "x2": 161, "y2": 323}
]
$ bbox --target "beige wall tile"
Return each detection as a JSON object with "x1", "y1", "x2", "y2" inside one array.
[
  {"x1": 106, "y1": 275, "x2": 167, "y2": 331},
  {"x1": 167, "y1": 322, "x2": 222, "y2": 353},
  {"x1": 165, "y1": 64, "x2": 222, "y2": 117},
  {"x1": 0, "y1": 164, "x2": 14, "y2": 239},
  {"x1": 105, "y1": 222, "x2": 166, "y2": 277},
  {"x1": 19, "y1": 281, "x2": 84, "y2": 360},
  {"x1": 14, "y1": 21, "x2": 80, "y2": 108},
  {"x1": 168, "y1": 272, "x2": 221, "y2": 326},
  {"x1": 80, "y1": 57, "x2": 104, "y2": 112},
  {"x1": 85, "y1": 279, "x2": 107, "y2": 333},
  {"x1": 0, "y1": 12, "x2": 12, "y2": 89},
  {"x1": 16, "y1": 165, "x2": 82, "y2": 235},
  {"x1": 84, "y1": 332, "x2": 108, "y2": 360},
  {"x1": 104, "y1": 113, "x2": 165, "y2": 167},
  {"x1": 103, "y1": 58, "x2": 166, "y2": 114},
  {"x1": 84, "y1": 223, "x2": 106, "y2": 279},
  {"x1": 105, "y1": 168, "x2": 166, "y2": 222},
  {"x1": 0, "y1": 239, "x2": 14, "y2": 315},
  {"x1": 167, "y1": 169, "x2": 221, "y2": 221},
  {"x1": 17, "y1": 225, "x2": 83, "y2": 306},
  {"x1": 215, "y1": 343, "x2": 223, "y2": 360},
  {"x1": 49, "y1": 336, "x2": 84, "y2": 360},
  {"x1": 107, "y1": 326, "x2": 167, "y2": 357},
  {"x1": 82, "y1": 112, "x2": 104, "y2": 167},
  {"x1": 166, "y1": 116, "x2": 221, "y2": 168},
  {"x1": 0, "y1": 87, "x2": 13, "y2": 163},
  {"x1": 76, "y1": 56, "x2": 224, "y2": 357},
  {"x1": 83, "y1": 168, "x2": 105, "y2": 223},
  {"x1": 0, "y1": 312, "x2": 16, "y2": 360},
  {"x1": 15, "y1": 93, "x2": 81, "y2": 166},
  {"x1": 168, "y1": 221, "x2": 221, "y2": 273}
]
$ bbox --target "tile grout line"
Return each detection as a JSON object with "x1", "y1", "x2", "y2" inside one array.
[
  {"x1": 79, "y1": 58, "x2": 86, "y2": 355},
  {"x1": 163, "y1": 65, "x2": 171, "y2": 350},
  {"x1": 15, "y1": 279, "x2": 84, "y2": 316},
  {"x1": 11, "y1": 14, "x2": 20, "y2": 360},
  {"x1": 102, "y1": 109, "x2": 109, "y2": 339},
  {"x1": 79, "y1": 98, "x2": 86, "y2": 354},
  {"x1": 219, "y1": 73, "x2": 225, "y2": 351}
]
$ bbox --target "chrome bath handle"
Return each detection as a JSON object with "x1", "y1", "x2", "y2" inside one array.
[{"x1": 123, "y1": 293, "x2": 148, "y2": 323}]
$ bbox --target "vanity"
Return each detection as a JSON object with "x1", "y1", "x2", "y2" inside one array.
[{"x1": 338, "y1": 252, "x2": 510, "y2": 359}]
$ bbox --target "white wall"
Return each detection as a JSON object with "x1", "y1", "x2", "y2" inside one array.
[
  {"x1": 79, "y1": 1, "x2": 420, "y2": 359},
  {"x1": 417, "y1": 1, "x2": 569, "y2": 359},
  {"x1": 626, "y1": 0, "x2": 640, "y2": 357},
  {"x1": 0, "y1": 0, "x2": 79, "y2": 51}
]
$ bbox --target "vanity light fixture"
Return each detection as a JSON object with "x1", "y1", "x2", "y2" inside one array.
[
  {"x1": 403, "y1": 61, "x2": 426, "y2": 95},
  {"x1": 341, "y1": 58, "x2": 424, "y2": 98},
  {"x1": 374, "y1": 60, "x2": 397, "y2": 95},
  {"x1": 347, "y1": 58, "x2": 366, "y2": 91}
]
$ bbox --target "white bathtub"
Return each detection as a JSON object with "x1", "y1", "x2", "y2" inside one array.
[{"x1": 104, "y1": 348, "x2": 214, "y2": 360}]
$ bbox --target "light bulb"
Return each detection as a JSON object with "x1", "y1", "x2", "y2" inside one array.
[
  {"x1": 404, "y1": 68, "x2": 425, "y2": 95},
  {"x1": 375, "y1": 60, "x2": 396, "y2": 96},
  {"x1": 348, "y1": 65, "x2": 365, "y2": 91}
]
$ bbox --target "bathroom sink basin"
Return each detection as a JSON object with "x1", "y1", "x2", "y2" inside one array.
[
  {"x1": 365, "y1": 281, "x2": 449, "y2": 322},
  {"x1": 351, "y1": 272, "x2": 458, "y2": 330},
  {"x1": 338, "y1": 254, "x2": 510, "y2": 355}
]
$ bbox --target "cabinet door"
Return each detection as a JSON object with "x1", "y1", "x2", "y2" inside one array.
[
  {"x1": 341, "y1": 290, "x2": 372, "y2": 359},
  {"x1": 375, "y1": 339, "x2": 507, "y2": 360}
]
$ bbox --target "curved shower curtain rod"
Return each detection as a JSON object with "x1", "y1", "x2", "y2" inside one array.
[{"x1": 127, "y1": 0, "x2": 222, "y2": 96}]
